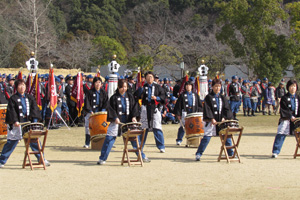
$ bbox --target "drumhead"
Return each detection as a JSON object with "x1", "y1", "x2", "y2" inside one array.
[
  {"x1": 121, "y1": 122, "x2": 142, "y2": 129},
  {"x1": 22, "y1": 123, "x2": 44, "y2": 130},
  {"x1": 186, "y1": 112, "x2": 203, "y2": 118},
  {"x1": 218, "y1": 120, "x2": 238, "y2": 125},
  {"x1": 90, "y1": 111, "x2": 107, "y2": 117}
]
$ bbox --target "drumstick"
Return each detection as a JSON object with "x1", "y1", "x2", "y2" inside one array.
[{"x1": 18, "y1": 122, "x2": 31, "y2": 126}]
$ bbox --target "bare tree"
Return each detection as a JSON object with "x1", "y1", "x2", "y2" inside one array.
[
  {"x1": 57, "y1": 35, "x2": 98, "y2": 71},
  {"x1": 0, "y1": 0, "x2": 57, "y2": 63}
]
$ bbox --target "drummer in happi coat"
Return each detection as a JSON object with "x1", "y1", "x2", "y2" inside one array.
[
  {"x1": 133, "y1": 71, "x2": 166, "y2": 159},
  {"x1": 97, "y1": 79, "x2": 139, "y2": 165},
  {"x1": 271, "y1": 80, "x2": 300, "y2": 158},
  {"x1": 174, "y1": 80, "x2": 203, "y2": 145},
  {"x1": 0, "y1": 79, "x2": 50, "y2": 168},
  {"x1": 83, "y1": 77, "x2": 108, "y2": 148},
  {"x1": 195, "y1": 78, "x2": 234, "y2": 161}
]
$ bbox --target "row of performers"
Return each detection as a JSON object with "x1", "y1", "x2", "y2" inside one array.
[
  {"x1": 209, "y1": 76, "x2": 287, "y2": 120},
  {"x1": 0, "y1": 72, "x2": 298, "y2": 167}
]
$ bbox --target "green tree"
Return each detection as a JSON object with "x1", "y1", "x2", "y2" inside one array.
[
  {"x1": 286, "y1": 2, "x2": 300, "y2": 80},
  {"x1": 48, "y1": 3, "x2": 68, "y2": 38},
  {"x1": 93, "y1": 36, "x2": 127, "y2": 65},
  {"x1": 9, "y1": 42, "x2": 30, "y2": 68},
  {"x1": 215, "y1": 0, "x2": 295, "y2": 83},
  {"x1": 128, "y1": 45, "x2": 154, "y2": 72}
]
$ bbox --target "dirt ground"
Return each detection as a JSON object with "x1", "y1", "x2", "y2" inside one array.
[{"x1": 1, "y1": 114, "x2": 300, "y2": 200}]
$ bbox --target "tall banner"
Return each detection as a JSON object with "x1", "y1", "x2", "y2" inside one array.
[
  {"x1": 29, "y1": 74, "x2": 42, "y2": 110},
  {"x1": 71, "y1": 73, "x2": 84, "y2": 117},
  {"x1": 178, "y1": 75, "x2": 188, "y2": 95},
  {"x1": 25, "y1": 74, "x2": 32, "y2": 93},
  {"x1": 17, "y1": 71, "x2": 23, "y2": 80},
  {"x1": 194, "y1": 76, "x2": 200, "y2": 96},
  {"x1": 49, "y1": 68, "x2": 57, "y2": 112},
  {"x1": 136, "y1": 70, "x2": 142, "y2": 90}
]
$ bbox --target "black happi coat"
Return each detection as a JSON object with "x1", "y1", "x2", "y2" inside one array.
[
  {"x1": 65, "y1": 84, "x2": 76, "y2": 107},
  {"x1": 203, "y1": 92, "x2": 233, "y2": 122},
  {"x1": 136, "y1": 83, "x2": 165, "y2": 122},
  {"x1": 6, "y1": 93, "x2": 41, "y2": 125},
  {"x1": 228, "y1": 82, "x2": 240, "y2": 101},
  {"x1": 107, "y1": 91, "x2": 139, "y2": 123},
  {"x1": 84, "y1": 88, "x2": 108, "y2": 114},
  {"x1": 0, "y1": 90, "x2": 7, "y2": 104},
  {"x1": 174, "y1": 91, "x2": 203, "y2": 116},
  {"x1": 279, "y1": 93, "x2": 300, "y2": 135},
  {"x1": 203, "y1": 92, "x2": 233, "y2": 135},
  {"x1": 83, "y1": 82, "x2": 92, "y2": 95}
]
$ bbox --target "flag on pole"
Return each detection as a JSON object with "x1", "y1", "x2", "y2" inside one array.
[
  {"x1": 29, "y1": 74, "x2": 42, "y2": 110},
  {"x1": 136, "y1": 70, "x2": 142, "y2": 90},
  {"x1": 194, "y1": 76, "x2": 200, "y2": 96},
  {"x1": 25, "y1": 74, "x2": 32, "y2": 93},
  {"x1": 71, "y1": 73, "x2": 84, "y2": 117},
  {"x1": 17, "y1": 70, "x2": 22, "y2": 80},
  {"x1": 2, "y1": 82, "x2": 10, "y2": 99},
  {"x1": 49, "y1": 68, "x2": 57, "y2": 112},
  {"x1": 178, "y1": 75, "x2": 188, "y2": 95}
]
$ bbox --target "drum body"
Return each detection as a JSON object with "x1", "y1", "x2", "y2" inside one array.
[
  {"x1": 89, "y1": 112, "x2": 110, "y2": 137},
  {"x1": 218, "y1": 120, "x2": 239, "y2": 135},
  {"x1": 0, "y1": 104, "x2": 7, "y2": 136},
  {"x1": 121, "y1": 122, "x2": 142, "y2": 137},
  {"x1": 184, "y1": 112, "x2": 204, "y2": 136},
  {"x1": 21, "y1": 123, "x2": 44, "y2": 139}
]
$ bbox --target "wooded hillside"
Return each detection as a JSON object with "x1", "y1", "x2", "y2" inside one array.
[{"x1": 0, "y1": 0, "x2": 300, "y2": 82}]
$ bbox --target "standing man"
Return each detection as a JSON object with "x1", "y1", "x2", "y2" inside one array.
[
  {"x1": 134, "y1": 71, "x2": 166, "y2": 157},
  {"x1": 241, "y1": 80, "x2": 252, "y2": 117},
  {"x1": 250, "y1": 82, "x2": 259, "y2": 116},
  {"x1": 228, "y1": 76, "x2": 240, "y2": 120},
  {"x1": 275, "y1": 82, "x2": 286, "y2": 115},
  {"x1": 173, "y1": 79, "x2": 181, "y2": 98},
  {"x1": 65, "y1": 76, "x2": 77, "y2": 126}
]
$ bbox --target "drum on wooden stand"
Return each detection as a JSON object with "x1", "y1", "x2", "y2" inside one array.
[
  {"x1": 89, "y1": 112, "x2": 110, "y2": 150},
  {"x1": 22, "y1": 122, "x2": 45, "y2": 139},
  {"x1": 184, "y1": 112, "x2": 204, "y2": 147},
  {"x1": 0, "y1": 104, "x2": 7, "y2": 152},
  {"x1": 121, "y1": 122, "x2": 143, "y2": 138},
  {"x1": 218, "y1": 120, "x2": 239, "y2": 135}
]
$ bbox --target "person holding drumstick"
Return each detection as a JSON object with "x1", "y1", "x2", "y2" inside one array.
[
  {"x1": 271, "y1": 80, "x2": 300, "y2": 158},
  {"x1": 97, "y1": 79, "x2": 139, "y2": 165},
  {"x1": 174, "y1": 81, "x2": 203, "y2": 145},
  {"x1": 195, "y1": 78, "x2": 234, "y2": 161},
  {"x1": 84, "y1": 77, "x2": 108, "y2": 148},
  {"x1": 133, "y1": 71, "x2": 166, "y2": 156},
  {"x1": 0, "y1": 79, "x2": 50, "y2": 168}
]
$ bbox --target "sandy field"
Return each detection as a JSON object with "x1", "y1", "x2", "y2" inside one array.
[{"x1": 1, "y1": 114, "x2": 300, "y2": 200}]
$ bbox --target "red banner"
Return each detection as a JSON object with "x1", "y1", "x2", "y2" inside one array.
[
  {"x1": 194, "y1": 77, "x2": 200, "y2": 96},
  {"x1": 29, "y1": 74, "x2": 42, "y2": 110},
  {"x1": 71, "y1": 73, "x2": 84, "y2": 117},
  {"x1": 25, "y1": 74, "x2": 32, "y2": 93},
  {"x1": 49, "y1": 68, "x2": 57, "y2": 112},
  {"x1": 178, "y1": 75, "x2": 188, "y2": 96},
  {"x1": 17, "y1": 71, "x2": 22, "y2": 80}
]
